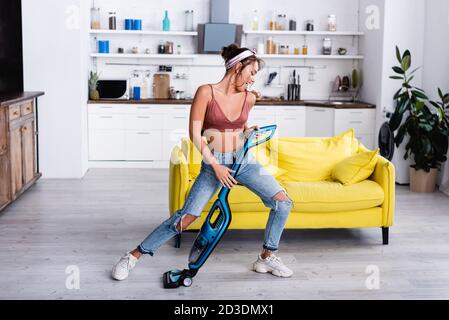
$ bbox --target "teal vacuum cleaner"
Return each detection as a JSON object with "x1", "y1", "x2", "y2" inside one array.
[{"x1": 163, "y1": 125, "x2": 277, "y2": 288}]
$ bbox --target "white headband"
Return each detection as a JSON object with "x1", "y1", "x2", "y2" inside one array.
[{"x1": 225, "y1": 49, "x2": 256, "y2": 70}]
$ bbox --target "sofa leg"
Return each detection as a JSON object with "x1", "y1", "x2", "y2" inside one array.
[
  {"x1": 174, "y1": 233, "x2": 182, "y2": 248},
  {"x1": 382, "y1": 227, "x2": 389, "y2": 245}
]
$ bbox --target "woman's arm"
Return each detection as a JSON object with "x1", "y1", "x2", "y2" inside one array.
[{"x1": 189, "y1": 85, "x2": 219, "y2": 168}]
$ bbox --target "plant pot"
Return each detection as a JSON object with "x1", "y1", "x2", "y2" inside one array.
[
  {"x1": 89, "y1": 89, "x2": 100, "y2": 100},
  {"x1": 409, "y1": 166, "x2": 438, "y2": 193}
]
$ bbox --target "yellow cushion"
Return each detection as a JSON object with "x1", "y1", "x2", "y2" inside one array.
[
  {"x1": 270, "y1": 129, "x2": 358, "y2": 182},
  {"x1": 250, "y1": 143, "x2": 288, "y2": 178},
  {"x1": 332, "y1": 149, "x2": 380, "y2": 185},
  {"x1": 187, "y1": 179, "x2": 384, "y2": 214},
  {"x1": 281, "y1": 180, "x2": 384, "y2": 213}
]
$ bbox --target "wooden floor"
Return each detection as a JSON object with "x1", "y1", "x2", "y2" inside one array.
[{"x1": 1, "y1": 168, "x2": 449, "y2": 300}]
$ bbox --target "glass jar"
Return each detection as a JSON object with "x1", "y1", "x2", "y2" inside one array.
[
  {"x1": 306, "y1": 20, "x2": 314, "y2": 31},
  {"x1": 294, "y1": 47, "x2": 300, "y2": 55},
  {"x1": 91, "y1": 7, "x2": 101, "y2": 29},
  {"x1": 108, "y1": 12, "x2": 116, "y2": 30},
  {"x1": 184, "y1": 10, "x2": 194, "y2": 31},
  {"x1": 266, "y1": 37, "x2": 274, "y2": 54},
  {"x1": 302, "y1": 45, "x2": 308, "y2": 55},
  {"x1": 323, "y1": 38, "x2": 332, "y2": 55},
  {"x1": 280, "y1": 45, "x2": 288, "y2": 55},
  {"x1": 328, "y1": 14, "x2": 337, "y2": 32},
  {"x1": 165, "y1": 41, "x2": 174, "y2": 54},
  {"x1": 158, "y1": 41, "x2": 166, "y2": 54}
]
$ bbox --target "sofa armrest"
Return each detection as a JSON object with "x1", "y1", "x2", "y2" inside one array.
[
  {"x1": 370, "y1": 155, "x2": 396, "y2": 227},
  {"x1": 169, "y1": 145, "x2": 190, "y2": 216},
  {"x1": 357, "y1": 142, "x2": 395, "y2": 226}
]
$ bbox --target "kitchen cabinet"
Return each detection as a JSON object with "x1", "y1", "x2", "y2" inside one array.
[
  {"x1": 275, "y1": 106, "x2": 306, "y2": 137},
  {"x1": 88, "y1": 104, "x2": 187, "y2": 161},
  {"x1": 306, "y1": 107, "x2": 335, "y2": 137},
  {"x1": 0, "y1": 93, "x2": 43, "y2": 212},
  {"x1": 87, "y1": 102, "x2": 377, "y2": 166},
  {"x1": 334, "y1": 109, "x2": 376, "y2": 149}
]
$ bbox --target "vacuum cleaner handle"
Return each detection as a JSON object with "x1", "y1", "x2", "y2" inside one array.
[{"x1": 245, "y1": 124, "x2": 277, "y2": 149}]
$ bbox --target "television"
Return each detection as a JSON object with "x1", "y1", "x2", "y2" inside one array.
[
  {"x1": 197, "y1": 23, "x2": 243, "y2": 54},
  {"x1": 0, "y1": 0, "x2": 24, "y2": 93}
]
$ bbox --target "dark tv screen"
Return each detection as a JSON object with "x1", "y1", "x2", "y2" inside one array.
[{"x1": 0, "y1": 0, "x2": 24, "y2": 94}]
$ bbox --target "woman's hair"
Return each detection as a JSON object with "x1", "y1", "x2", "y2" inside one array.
[{"x1": 221, "y1": 43, "x2": 265, "y2": 73}]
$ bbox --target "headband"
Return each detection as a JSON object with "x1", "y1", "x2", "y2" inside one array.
[{"x1": 225, "y1": 49, "x2": 256, "y2": 70}]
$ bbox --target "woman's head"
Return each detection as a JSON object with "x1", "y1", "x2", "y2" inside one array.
[{"x1": 221, "y1": 43, "x2": 265, "y2": 92}]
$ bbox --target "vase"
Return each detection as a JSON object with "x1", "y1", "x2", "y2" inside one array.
[{"x1": 409, "y1": 166, "x2": 438, "y2": 193}]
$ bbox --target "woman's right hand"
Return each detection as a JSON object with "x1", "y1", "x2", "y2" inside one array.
[{"x1": 212, "y1": 164, "x2": 238, "y2": 189}]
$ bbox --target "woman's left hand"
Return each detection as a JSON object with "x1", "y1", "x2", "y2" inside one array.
[{"x1": 245, "y1": 125, "x2": 262, "y2": 138}]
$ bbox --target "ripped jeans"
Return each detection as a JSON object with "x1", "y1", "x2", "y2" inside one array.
[{"x1": 137, "y1": 145, "x2": 294, "y2": 256}]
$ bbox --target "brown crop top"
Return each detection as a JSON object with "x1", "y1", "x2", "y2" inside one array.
[{"x1": 202, "y1": 84, "x2": 250, "y2": 133}]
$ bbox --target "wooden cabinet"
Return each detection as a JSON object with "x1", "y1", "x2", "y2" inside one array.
[{"x1": 0, "y1": 93, "x2": 42, "y2": 212}]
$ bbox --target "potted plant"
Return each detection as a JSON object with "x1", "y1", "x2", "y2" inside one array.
[
  {"x1": 89, "y1": 71, "x2": 100, "y2": 100},
  {"x1": 389, "y1": 47, "x2": 449, "y2": 192}
]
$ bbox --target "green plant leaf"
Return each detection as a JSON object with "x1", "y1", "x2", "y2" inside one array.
[
  {"x1": 412, "y1": 90, "x2": 428, "y2": 100},
  {"x1": 390, "y1": 76, "x2": 403, "y2": 80},
  {"x1": 406, "y1": 75, "x2": 415, "y2": 84},
  {"x1": 401, "y1": 55, "x2": 411, "y2": 72},
  {"x1": 438, "y1": 88, "x2": 444, "y2": 99},
  {"x1": 444, "y1": 94, "x2": 449, "y2": 105},
  {"x1": 396, "y1": 46, "x2": 402, "y2": 64},
  {"x1": 402, "y1": 49, "x2": 411, "y2": 60},
  {"x1": 392, "y1": 66, "x2": 405, "y2": 74},
  {"x1": 389, "y1": 109, "x2": 404, "y2": 132},
  {"x1": 395, "y1": 123, "x2": 408, "y2": 146},
  {"x1": 408, "y1": 66, "x2": 421, "y2": 76},
  {"x1": 393, "y1": 88, "x2": 402, "y2": 100}
]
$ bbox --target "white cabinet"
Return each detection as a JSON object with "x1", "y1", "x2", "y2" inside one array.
[
  {"x1": 88, "y1": 104, "x2": 188, "y2": 162},
  {"x1": 125, "y1": 130, "x2": 163, "y2": 160},
  {"x1": 275, "y1": 106, "x2": 306, "y2": 137},
  {"x1": 306, "y1": 107, "x2": 335, "y2": 137},
  {"x1": 89, "y1": 130, "x2": 125, "y2": 160},
  {"x1": 248, "y1": 105, "x2": 306, "y2": 138},
  {"x1": 334, "y1": 109, "x2": 376, "y2": 149},
  {"x1": 88, "y1": 103, "x2": 377, "y2": 163}
]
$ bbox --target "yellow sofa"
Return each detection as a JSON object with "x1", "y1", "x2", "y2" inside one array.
[{"x1": 168, "y1": 129, "x2": 395, "y2": 247}]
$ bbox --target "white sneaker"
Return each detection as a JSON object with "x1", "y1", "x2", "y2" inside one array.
[
  {"x1": 111, "y1": 252, "x2": 139, "y2": 281},
  {"x1": 253, "y1": 254, "x2": 293, "y2": 278}
]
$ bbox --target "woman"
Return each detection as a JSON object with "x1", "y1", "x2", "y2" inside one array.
[{"x1": 112, "y1": 43, "x2": 294, "y2": 280}]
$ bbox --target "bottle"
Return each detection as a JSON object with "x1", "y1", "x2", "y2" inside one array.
[
  {"x1": 251, "y1": 10, "x2": 259, "y2": 31},
  {"x1": 289, "y1": 19, "x2": 297, "y2": 31},
  {"x1": 91, "y1": 7, "x2": 101, "y2": 29},
  {"x1": 306, "y1": 20, "x2": 314, "y2": 31},
  {"x1": 328, "y1": 14, "x2": 337, "y2": 32},
  {"x1": 132, "y1": 72, "x2": 141, "y2": 101},
  {"x1": 141, "y1": 71, "x2": 151, "y2": 99},
  {"x1": 302, "y1": 44, "x2": 308, "y2": 55},
  {"x1": 268, "y1": 11, "x2": 276, "y2": 30},
  {"x1": 184, "y1": 10, "x2": 194, "y2": 31},
  {"x1": 108, "y1": 12, "x2": 116, "y2": 30},
  {"x1": 162, "y1": 10, "x2": 170, "y2": 31},
  {"x1": 266, "y1": 37, "x2": 274, "y2": 54}
]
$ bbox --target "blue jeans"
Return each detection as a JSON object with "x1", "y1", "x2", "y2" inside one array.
[{"x1": 138, "y1": 146, "x2": 294, "y2": 256}]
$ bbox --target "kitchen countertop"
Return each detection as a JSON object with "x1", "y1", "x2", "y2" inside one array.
[
  {"x1": 0, "y1": 92, "x2": 45, "y2": 107},
  {"x1": 88, "y1": 98, "x2": 375, "y2": 109}
]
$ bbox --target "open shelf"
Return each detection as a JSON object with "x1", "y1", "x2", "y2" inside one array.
[
  {"x1": 257, "y1": 54, "x2": 364, "y2": 60},
  {"x1": 90, "y1": 53, "x2": 197, "y2": 59},
  {"x1": 89, "y1": 29, "x2": 198, "y2": 36},
  {"x1": 244, "y1": 30, "x2": 364, "y2": 36}
]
